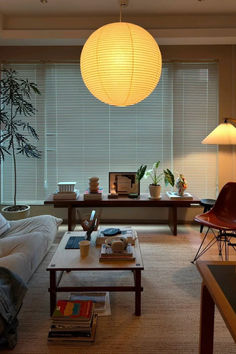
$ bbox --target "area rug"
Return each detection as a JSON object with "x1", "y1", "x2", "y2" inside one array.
[{"x1": 4, "y1": 225, "x2": 236, "y2": 354}]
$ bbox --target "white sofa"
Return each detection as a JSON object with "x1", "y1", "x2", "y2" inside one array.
[{"x1": 0, "y1": 215, "x2": 62, "y2": 283}]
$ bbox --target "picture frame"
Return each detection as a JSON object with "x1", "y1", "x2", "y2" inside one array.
[{"x1": 109, "y1": 172, "x2": 140, "y2": 195}]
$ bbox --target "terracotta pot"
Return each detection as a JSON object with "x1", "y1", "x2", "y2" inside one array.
[
  {"x1": 149, "y1": 184, "x2": 161, "y2": 199},
  {"x1": 2, "y1": 205, "x2": 30, "y2": 220}
]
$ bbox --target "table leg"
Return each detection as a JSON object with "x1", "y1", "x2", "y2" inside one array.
[
  {"x1": 68, "y1": 206, "x2": 76, "y2": 231},
  {"x1": 168, "y1": 206, "x2": 177, "y2": 235},
  {"x1": 134, "y1": 269, "x2": 142, "y2": 316},
  {"x1": 49, "y1": 270, "x2": 57, "y2": 316},
  {"x1": 199, "y1": 283, "x2": 215, "y2": 354}
]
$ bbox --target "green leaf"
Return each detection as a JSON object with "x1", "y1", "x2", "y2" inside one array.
[
  {"x1": 153, "y1": 161, "x2": 160, "y2": 170},
  {"x1": 136, "y1": 164, "x2": 147, "y2": 181},
  {"x1": 164, "y1": 169, "x2": 175, "y2": 187}
]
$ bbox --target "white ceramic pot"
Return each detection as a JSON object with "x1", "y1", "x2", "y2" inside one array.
[
  {"x1": 2, "y1": 205, "x2": 30, "y2": 220},
  {"x1": 149, "y1": 184, "x2": 161, "y2": 199}
]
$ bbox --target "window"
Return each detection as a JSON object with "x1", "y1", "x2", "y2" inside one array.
[{"x1": 1, "y1": 62, "x2": 218, "y2": 204}]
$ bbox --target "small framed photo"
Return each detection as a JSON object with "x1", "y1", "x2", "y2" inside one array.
[{"x1": 109, "y1": 172, "x2": 139, "y2": 195}]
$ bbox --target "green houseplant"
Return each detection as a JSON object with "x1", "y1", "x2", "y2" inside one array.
[
  {"x1": 0, "y1": 68, "x2": 41, "y2": 220},
  {"x1": 145, "y1": 163, "x2": 177, "y2": 199},
  {"x1": 145, "y1": 161, "x2": 163, "y2": 199},
  {"x1": 128, "y1": 164, "x2": 147, "y2": 198}
]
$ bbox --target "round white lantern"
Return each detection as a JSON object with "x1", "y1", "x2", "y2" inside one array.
[{"x1": 80, "y1": 22, "x2": 162, "y2": 107}]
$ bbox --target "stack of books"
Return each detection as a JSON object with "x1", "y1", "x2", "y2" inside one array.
[
  {"x1": 83, "y1": 188, "x2": 103, "y2": 201},
  {"x1": 48, "y1": 299, "x2": 97, "y2": 342},
  {"x1": 99, "y1": 244, "x2": 136, "y2": 262},
  {"x1": 53, "y1": 189, "x2": 79, "y2": 200}
]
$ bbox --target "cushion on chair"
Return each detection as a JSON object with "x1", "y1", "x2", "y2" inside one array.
[{"x1": 0, "y1": 214, "x2": 10, "y2": 236}]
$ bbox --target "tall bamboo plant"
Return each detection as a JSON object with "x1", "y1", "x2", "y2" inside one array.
[{"x1": 0, "y1": 68, "x2": 41, "y2": 208}]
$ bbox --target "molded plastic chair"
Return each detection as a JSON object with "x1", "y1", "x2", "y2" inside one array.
[{"x1": 192, "y1": 182, "x2": 236, "y2": 263}]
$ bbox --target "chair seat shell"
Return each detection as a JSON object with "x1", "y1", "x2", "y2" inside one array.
[{"x1": 195, "y1": 211, "x2": 236, "y2": 231}]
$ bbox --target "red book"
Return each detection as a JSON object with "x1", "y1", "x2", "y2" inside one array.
[{"x1": 52, "y1": 300, "x2": 93, "y2": 321}]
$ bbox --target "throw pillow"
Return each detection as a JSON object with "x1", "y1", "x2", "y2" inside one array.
[{"x1": 0, "y1": 214, "x2": 10, "y2": 236}]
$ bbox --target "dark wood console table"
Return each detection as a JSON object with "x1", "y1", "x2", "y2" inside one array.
[{"x1": 44, "y1": 193, "x2": 200, "y2": 236}]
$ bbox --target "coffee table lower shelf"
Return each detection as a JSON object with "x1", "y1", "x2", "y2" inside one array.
[{"x1": 48, "y1": 268, "x2": 143, "y2": 316}]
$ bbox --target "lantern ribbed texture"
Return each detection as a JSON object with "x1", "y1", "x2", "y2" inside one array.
[{"x1": 80, "y1": 22, "x2": 162, "y2": 107}]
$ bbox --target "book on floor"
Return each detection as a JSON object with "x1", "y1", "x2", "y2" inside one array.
[
  {"x1": 69, "y1": 292, "x2": 111, "y2": 316},
  {"x1": 52, "y1": 299, "x2": 94, "y2": 322},
  {"x1": 48, "y1": 314, "x2": 98, "y2": 342}
]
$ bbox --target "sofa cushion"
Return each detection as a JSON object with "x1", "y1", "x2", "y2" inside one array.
[
  {"x1": 2, "y1": 215, "x2": 62, "y2": 239},
  {"x1": 0, "y1": 215, "x2": 63, "y2": 282},
  {"x1": 0, "y1": 232, "x2": 52, "y2": 283},
  {"x1": 0, "y1": 214, "x2": 10, "y2": 236}
]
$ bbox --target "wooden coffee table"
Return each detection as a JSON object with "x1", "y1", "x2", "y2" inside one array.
[{"x1": 47, "y1": 232, "x2": 144, "y2": 316}]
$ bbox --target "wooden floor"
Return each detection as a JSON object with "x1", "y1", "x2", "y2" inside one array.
[{"x1": 2, "y1": 224, "x2": 236, "y2": 354}]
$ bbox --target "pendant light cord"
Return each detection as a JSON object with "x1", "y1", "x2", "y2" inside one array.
[{"x1": 120, "y1": 0, "x2": 128, "y2": 22}]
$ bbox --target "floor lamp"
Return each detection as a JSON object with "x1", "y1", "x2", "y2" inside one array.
[
  {"x1": 202, "y1": 117, "x2": 236, "y2": 191},
  {"x1": 202, "y1": 118, "x2": 236, "y2": 145}
]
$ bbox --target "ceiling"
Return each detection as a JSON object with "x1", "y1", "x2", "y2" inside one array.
[
  {"x1": 1, "y1": 0, "x2": 236, "y2": 16},
  {"x1": 1, "y1": 0, "x2": 236, "y2": 45}
]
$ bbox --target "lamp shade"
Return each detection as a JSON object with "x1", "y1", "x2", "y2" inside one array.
[
  {"x1": 80, "y1": 22, "x2": 162, "y2": 107},
  {"x1": 202, "y1": 123, "x2": 236, "y2": 145}
]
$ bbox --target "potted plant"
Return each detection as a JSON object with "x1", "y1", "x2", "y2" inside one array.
[
  {"x1": 128, "y1": 164, "x2": 147, "y2": 198},
  {"x1": 0, "y1": 68, "x2": 41, "y2": 220},
  {"x1": 145, "y1": 161, "x2": 163, "y2": 199}
]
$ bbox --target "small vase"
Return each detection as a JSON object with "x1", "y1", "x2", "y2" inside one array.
[{"x1": 177, "y1": 186, "x2": 185, "y2": 196}]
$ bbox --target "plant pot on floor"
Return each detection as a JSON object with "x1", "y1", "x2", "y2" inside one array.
[
  {"x1": 149, "y1": 184, "x2": 161, "y2": 199},
  {"x1": 2, "y1": 205, "x2": 30, "y2": 220}
]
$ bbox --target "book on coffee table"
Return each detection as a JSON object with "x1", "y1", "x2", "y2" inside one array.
[{"x1": 99, "y1": 244, "x2": 136, "y2": 261}]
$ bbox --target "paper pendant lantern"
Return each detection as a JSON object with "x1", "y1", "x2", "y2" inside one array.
[{"x1": 80, "y1": 22, "x2": 162, "y2": 107}]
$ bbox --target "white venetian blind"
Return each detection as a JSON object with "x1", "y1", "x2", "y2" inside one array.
[
  {"x1": 45, "y1": 63, "x2": 172, "y2": 196},
  {"x1": 1, "y1": 62, "x2": 218, "y2": 204},
  {"x1": 173, "y1": 63, "x2": 218, "y2": 198}
]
